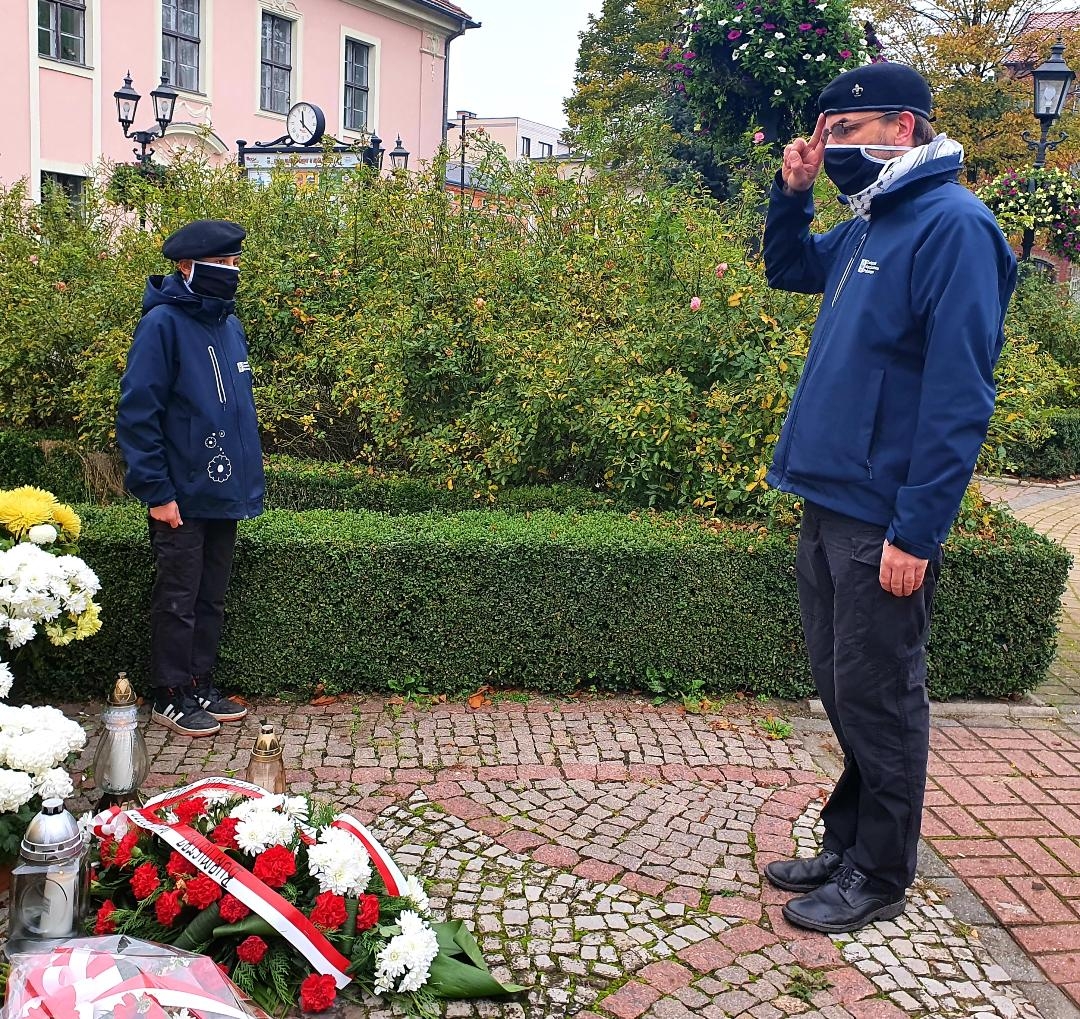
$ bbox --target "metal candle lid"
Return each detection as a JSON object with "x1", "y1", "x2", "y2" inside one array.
[
  {"x1": 108, "y1": 672, "x2": 137, "y2": 706},
  {"x1": 251, "y1": 724, "x2": 283, "y2": 760},
  {"x1": 20, "y1": 798, "x2": 83, "y2": 862}
]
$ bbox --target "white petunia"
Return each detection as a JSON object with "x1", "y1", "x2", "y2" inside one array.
[{"x1": 774, "y1": 32, "x2": 785, "y2": 38}]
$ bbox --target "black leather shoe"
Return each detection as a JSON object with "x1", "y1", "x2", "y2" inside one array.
[
  {"x1": 782, "y1": 866, "x2": 906, "y2": 933},
  {"x1": 764, "y1": 850, "x2": 841, "y2": 892}
]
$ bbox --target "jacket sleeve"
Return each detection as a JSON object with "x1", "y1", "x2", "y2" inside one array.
[
  {"x1": 115, "y1": 312, "x2": 178, "y2": 508},
  {"x1": 885, "y1": 209, "x2": 1017, "y2": 559},
  {"x1": 763, "y1": 172, "x2": 850, "y2": 294}
]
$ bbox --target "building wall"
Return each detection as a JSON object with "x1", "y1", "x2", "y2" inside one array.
[
  {"x1": 467, "y1": 117, "x2": 569, "y2": 161},
  {"x1": 6, "y1": 0, "x2": 474, "y2": 199}
]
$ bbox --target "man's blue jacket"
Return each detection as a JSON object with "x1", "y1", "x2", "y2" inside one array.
[
  {"x1": 116, "y1": 273, "x2": 265, "y2": 520},
  {"x1": 764, "y1": 154, "x2": 1017, "y2": 560}
]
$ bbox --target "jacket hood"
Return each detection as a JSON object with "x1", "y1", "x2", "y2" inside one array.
[{"x1": 142, "y1": 272, "x2": 236, "y2": 322}]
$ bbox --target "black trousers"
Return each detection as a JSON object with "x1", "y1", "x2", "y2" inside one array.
[
  {"x1": 148, "y1": 517, "x2": 237, "y2": 690},
  {"x1": 796, "y1": 501, "x2": 941, "y2": 896}
]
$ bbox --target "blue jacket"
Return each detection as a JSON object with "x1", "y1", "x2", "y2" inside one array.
[
  {"x1": 764, "y1": 155, "x2": 1016, "y2": 559},
  {"x1": 116, "y1": 273, "x2": 265, "y2": 520}
]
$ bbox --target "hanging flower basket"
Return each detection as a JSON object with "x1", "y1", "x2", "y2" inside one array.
[{"x1": 977, "y1": 166, "x2": 1080, "y2": 262}]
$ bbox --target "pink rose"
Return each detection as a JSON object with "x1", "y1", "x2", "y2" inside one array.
[
  {"x1": 753, "y1": 131, "x2": 765, "y2": 144},
  {"x1": 716, "y1": 263, "x2": 729, "y2": 278},
  {"x1": 690, "y1": 296, "x2": 702, "y2": 311}
]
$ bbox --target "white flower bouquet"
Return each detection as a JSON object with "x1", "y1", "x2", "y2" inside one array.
[{"x1": 0, "y1": 486, "x2": 96, "y2": 859}]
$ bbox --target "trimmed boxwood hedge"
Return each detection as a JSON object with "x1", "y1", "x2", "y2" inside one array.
[
  {"x1": 0, "y1": 432, "x2": 627, "y2": 516},
  {"x1": 21, "y1": 504, "x2": 1070, "y2": 705},
  {"x1": 1006, "y1": 408, "x2": 1080, "y2": 479}
]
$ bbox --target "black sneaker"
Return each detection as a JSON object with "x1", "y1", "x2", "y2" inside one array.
[
  {"x1": 194, "y1": 680, "x2": 248, "y2": 722},
  {"x1": 152, "y1": 687, "x2": 221, "y2": 736}
]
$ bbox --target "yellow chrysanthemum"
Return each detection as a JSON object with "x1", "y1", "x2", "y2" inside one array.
[
  {"x1": 74, "y1": 603, "x2": 102, "y2": 640},
  {"x1": 50, "y1": 502, "x2": 81, "y2": 540},
  {"x1": 0, "y1": 486, "x2": 59, "y2": 537},
  {"x1": 45, "y1": 621, "x2": 77, "y2": 647}
]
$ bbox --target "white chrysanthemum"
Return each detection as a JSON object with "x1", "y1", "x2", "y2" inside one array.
[
  {"x1": 0, "y1": 767, "x2": 35, "y2": 812},
  {"x1": 0, "y1": 660, "x2": 12, "y2": 700},
  {"x1": 33, "y1": 767, "x2": 74, "y2": 800},
  {"x1": 374, "y1": 912, "x2": 438, "y2": 995},
  {"x1": 282, "y1": 794, "x2": 309, "y2": 820},
  {"x1": 307, "y1": 827, "x2": 372, "y2": 895},
  {"x1": 402, "y1": 875, "x2": 430, "y2": 915},
  {"x1": 4, "y1": 731, "x2": 67, "y2": 772},
  {"x1": 27, "y1": 524, "x2": 57, "y2": 545},
  {"x1": 235, "y1": 809, "x2": 296, "y2": 854},
  {"x1": 199, "y1": 787, "x2": 236, "y2": 806},
  {"x1": 6, "y1": 618, "x2": 35, "y2": 648}
]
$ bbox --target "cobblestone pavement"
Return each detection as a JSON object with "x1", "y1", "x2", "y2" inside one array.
[{"x1": 66, "y1": 697, "x2": 1073, "y2": 1019}]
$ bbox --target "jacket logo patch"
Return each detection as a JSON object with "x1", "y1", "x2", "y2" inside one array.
[
  {"x1": 207, "y1": 452, "x2": 233, "y2": 483},
  {"x1": 857, "y1": 258, "x2": 880, "y2": 275},
  {"x1": 237, "y1": 361, "x2": 251, "y2": 373}
]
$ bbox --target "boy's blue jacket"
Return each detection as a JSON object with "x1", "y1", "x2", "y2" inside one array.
[
  {"x1": 764, "y1": 154, "x2": 1016, "y2": 560},
  {"x1": 116, "y1": 273, "x2": 265, "y2": 520}
]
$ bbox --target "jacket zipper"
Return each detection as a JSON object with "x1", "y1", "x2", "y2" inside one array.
[
  {"x1": 831, "y1": 230, "x2": 869, "y2": 308},
  {"x1": 207, "y1": 345, "x2": 226, "y2": 405}
]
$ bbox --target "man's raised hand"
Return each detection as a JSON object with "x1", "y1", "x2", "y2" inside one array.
[{"x1": 781, "y1": 114, "x2": 825, "y2": 193}]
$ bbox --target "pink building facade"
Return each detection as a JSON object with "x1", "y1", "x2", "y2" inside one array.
[{"x1": 4, "y1": 0, "x2": 477, "y2": 200}]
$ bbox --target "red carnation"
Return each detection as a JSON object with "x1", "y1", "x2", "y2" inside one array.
[
  {"x1": 211, "y1": 817, "x2": 240, "y2": 850},
  {"x1": 299, "y1": 974, "x2": 337, "y2": 1013},
  {"x1": 166, "y1": 852, "x2": 197, "y2": 878},
  {"x1": 173, "y1": 797, "x2": 207, "y2": 826},
  {"x1": 112, "y1": 830, "x2": 140, "y2": 868},
  {"x1": 355, "y1": 894, "x2": 379, "y2": 932},
  {"x1": 99, "y1": 836, "x2": 117, "y2": 866},
  {"x1": 130, "y1": 862, "x2": 161, "y2": 901},
  {"x1": 252, "y1": 845, "x2": 296, "y2": 888},
  {"x1": 309, "y1": 891, "x2": 347, "y2": 931},
  {"x1": 219, "y1": 894, "x2": 250, "y2": 923},
  {"x1": 236, "y1": 936, "x2": 268, "y2": 965},
  {"x1": 156, "y1": 890, "x2": 183, "y2": 927},
  {"x1": 184, "y1": 874, "x2": 222, "y2": 909},
  {"x1": 94, "y1": 900, "x2": 117, "y2": 934}
]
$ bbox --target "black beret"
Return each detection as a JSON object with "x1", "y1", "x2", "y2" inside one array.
[
  {"x1": 819, "y1": 62, "x2": 932, "y2": 120},
  {"x1": 161, "y1": 219, "x2": 246, "y2": 261}
]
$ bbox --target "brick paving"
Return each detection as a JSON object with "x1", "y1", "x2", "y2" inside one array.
[{"x1": 51, "y1": 476, "x2": 1080, "y2": 1018}]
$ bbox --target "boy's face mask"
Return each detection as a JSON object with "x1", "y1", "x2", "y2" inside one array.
[{"x1": 186, "y1": 260, "x2": 240, "y2": 301}]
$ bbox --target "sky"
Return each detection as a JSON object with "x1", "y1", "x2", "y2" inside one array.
[{"x1": 446, "y1": 1, "x2": 605, "y2": 130}]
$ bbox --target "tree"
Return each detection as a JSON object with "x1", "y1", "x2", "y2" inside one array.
[{"x1": 866, "y1": 0, "x2": 1080, "y2": 178}]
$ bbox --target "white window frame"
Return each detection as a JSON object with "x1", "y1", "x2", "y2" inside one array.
[
  {"x1": 38, "y1": 0, "x2": 88, "y2": 66},
  {"x1": 339, "y1": 26, "x2": 380, "y2": 141},
  {"x1": 256, "y1": 8, "x2": 302, "y2": 119},
  {"x1": 161, "y1": 0, "x2": 204, "y2": 94}
]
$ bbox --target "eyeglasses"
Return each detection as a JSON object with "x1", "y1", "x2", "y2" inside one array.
[{"x1": 823, "y1": 112, "x2": 898, "y2": 143}]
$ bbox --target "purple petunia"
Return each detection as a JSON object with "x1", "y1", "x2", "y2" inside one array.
[
  {"x1": 684, "y1": 51, "x2": 696, "y2": 60},
  {"x1": 798, "y1": 22, "x2": 812, "y2": 30},
  {"x1": 728, "y1": 29, "x2": 743, "y2": 39},
  {"x1": 840, "y1": 49, "x2": 852, "y2": 58},
  {"x1": 675, "y1": 81, "x2": 686, "y2": 92},
  {"x1": 763, "y1": 22, "x2": 776, "y2": 29},
  {"x1": 816, "y1": 27, "x2": 827, "y2": 35}
]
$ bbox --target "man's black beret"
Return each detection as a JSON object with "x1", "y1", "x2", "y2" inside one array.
[
  {"x1": 819, "y1": 62, "x2": 933, "y2": 120},
  {"x1": 161, "y1": 219, "x2": 246, "y2": 261}
]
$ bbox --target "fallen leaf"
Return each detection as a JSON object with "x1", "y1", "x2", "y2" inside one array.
[
  {"x1": 467, "y1": 693, "x2": 486, "y2": 709},
  {"x1": 309, "y1": 694, "x2": 342, "y2": 706}
]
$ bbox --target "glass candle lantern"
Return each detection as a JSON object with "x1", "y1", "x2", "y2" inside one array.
[
  {"x1": 244, "y1": 723, "x2": 287, "y2": 794},
  {"x1": 92, "y1": 672, "x2": 150, "y2": 809}
]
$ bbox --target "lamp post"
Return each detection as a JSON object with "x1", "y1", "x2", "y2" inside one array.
[
  {"x1": 113, "y1": 72, "x2": 179, "y2": 172},
  {"x1": 1020, "y1": 38, "x2": 1075, "y2": 261},
  {"x1": 389, "y1": 135, "x2": 410, "y2": 172},
  {"x1": 447, "y1": 110, "x2": 475, "y2": 213}
]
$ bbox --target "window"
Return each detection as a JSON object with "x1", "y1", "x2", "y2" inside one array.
[
  {"x1": 162, "y1": 0, "x2": 200, "y2": 91},
  {"x1": 38, "y1": 0, "x2": 85, "y2": 64},
  {"x1": 520, "y1": 136, "x2": 531, "y2": 157},
  {"x1": 539, "y1": 142, "x2": 553, "y2": 158},
  {"x1": 41, "y1": 171, "x2": 85, "y2": 212},
  {"x1": 344, "y1": 39, "x2": 370, "y2": 132},
  {"x1": 261, "y1": 12, "x2": 293, "y2": 114}
]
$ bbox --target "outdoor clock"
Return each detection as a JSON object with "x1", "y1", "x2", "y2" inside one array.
[{"x1": 286, "y1": 101, "x2": 325, "y2": 145}]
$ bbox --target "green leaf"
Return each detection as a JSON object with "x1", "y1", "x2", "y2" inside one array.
[
  {"x1": 425, "y1": 954, "x2": 526, "y2": 999},
  {"x1": 212, "y1": 915, "x2": 279, "y2": 939}
]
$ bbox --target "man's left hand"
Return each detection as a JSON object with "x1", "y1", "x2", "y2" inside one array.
[{"x1": 879, "y1": 541, "x2": 928, "y2": 597}]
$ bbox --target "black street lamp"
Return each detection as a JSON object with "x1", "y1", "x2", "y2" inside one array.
[
  {"x1": 361, "y1": 133, "x2": 384, "y2": 170},
  {"x1": 1021, "y1": 38, "x2": 1075, "y2": 261},
  {"x1": 113, "y1": 72, "x2": 178, "y2": 171},
  {"x1": 389, "y1": 135, "x2": 410, "y2": 171},
  {"x1": 447, "y1": 110, "x2": 475, "y2": 210}
]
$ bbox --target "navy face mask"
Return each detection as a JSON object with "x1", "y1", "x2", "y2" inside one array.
[
  {"x1": 187, "y1": 261, "x2": 240, "y2": 301},
  {"x1": 822, "y1": 144, "x2": 911, "y2": 196}
]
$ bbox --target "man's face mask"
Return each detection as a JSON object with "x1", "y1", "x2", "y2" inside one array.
[
  {"x1": 822, "y1": 144, "x2": 912, "y2": 197},
  {"x1": 186, "y1": 261, "x2": 240, "y2": 301}
]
